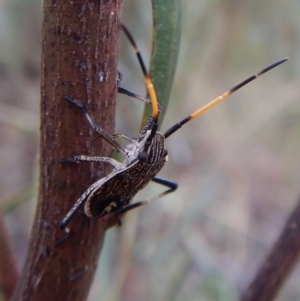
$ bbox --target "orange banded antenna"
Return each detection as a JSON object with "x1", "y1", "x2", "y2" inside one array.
[
  {"x1": 164, "y1": 57, "x2": 288, "y2": 138},
  {"x1": 121, "y1": 25, "x2": 159, "y2": 120}
]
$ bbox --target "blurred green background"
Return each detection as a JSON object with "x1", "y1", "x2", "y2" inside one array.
[{"x1": 0, "y1": 0, "x2": 299, "y2": 300}]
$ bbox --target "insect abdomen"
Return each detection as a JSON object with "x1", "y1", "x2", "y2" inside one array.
[{"x1": 85, "y1": 158, "x2": 166, "y2": 218}]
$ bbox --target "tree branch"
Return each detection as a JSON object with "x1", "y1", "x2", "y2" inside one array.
[
  {"x1": 12, "y1": 1, "x2": 123, "y2": 300},
  {"x1": 241, "y1": 196, "x2": 300, "y2": 301}
]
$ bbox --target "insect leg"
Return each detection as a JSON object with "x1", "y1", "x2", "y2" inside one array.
[
  {"x1": 59, "y1": 188, "x2": 92, "y2": 229},
  {"x1": 60, "y1": 155, "x2": 120, "y2": 168},
  {"x1": 117, "y1": 86, "x2": 162, "y2": 140},
  {"x1": 118, "y1": 87, "x2": 150, "y2": 104},
  {"x1": 112, "y1": 133, "x2": 138, "y2": 142},
  {"x1": 55, "y1": 227, "x2": 73, "y2": 247},
  {"x1": 63, "y1": 95, "x2": 127, "y2": 154},
  {"x1": 113, "y1": 177, "x2": 178, "y2": 217},
  {"x1": 118, "y1": 87, "x2": 163, "y2": 113}
]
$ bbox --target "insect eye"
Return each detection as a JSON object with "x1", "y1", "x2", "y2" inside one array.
[
  {"x1": 138, "y1": 151, "x2": 148, "y2": 162},
  {"x1": 163, "y1": 149, "x2": 168, "y2": 157}
]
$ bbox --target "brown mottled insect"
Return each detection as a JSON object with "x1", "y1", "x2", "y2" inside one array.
[{"x1": 59, "y1": 25, "x2": 288, "y2": 233}]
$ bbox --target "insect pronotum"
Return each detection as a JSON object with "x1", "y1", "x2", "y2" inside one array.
[{"x1": 59, "y1": 24, "x2": 288, "y2": 235}]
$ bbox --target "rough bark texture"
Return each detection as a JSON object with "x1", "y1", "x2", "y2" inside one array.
[
  {"x1": 241, "y1": 197, "x2": 300, "y2": 301},
  {"x1": 12, "y1": 1, "x2": 123, "y2": 300}
]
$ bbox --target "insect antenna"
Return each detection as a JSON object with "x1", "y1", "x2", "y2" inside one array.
[
  {"x1": 164, "y1": 57, "x2": 289, "y2": 138},
  {"x1": 121, "y1": 24, "x2": 159, "y2": 123}
]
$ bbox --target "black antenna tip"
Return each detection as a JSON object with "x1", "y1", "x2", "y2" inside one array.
[
  {"x1": 277, "y1": 57, "x2": 289, "y2": 65},
  {"x1": 258, "y1": 57, "x2": 289, "y2": 76},
  {"x1": 275, "y1": 57, "x2": 289, "y2": 68}
]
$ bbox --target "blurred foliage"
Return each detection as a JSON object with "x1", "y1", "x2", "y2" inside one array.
[{"x1": 1, "y1": 0, "x2": 300, "y2": 301}]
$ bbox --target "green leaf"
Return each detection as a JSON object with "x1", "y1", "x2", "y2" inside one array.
[{"x1": 142, "y1": 0, "x2": 182, "y2": 128}]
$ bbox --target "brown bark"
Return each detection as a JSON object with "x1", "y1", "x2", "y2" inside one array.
[
  {"x1": 241, "y1": 197, "x2": 300, "y2": 301},
  {"x1": 12, "y1": 1, "x2": 123, "y2": 300},
  {"x1": 0, "y1": 210, "x2": 19, "y2": 300}
]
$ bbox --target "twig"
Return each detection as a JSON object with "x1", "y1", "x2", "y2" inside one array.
[
  {"x1": 241, "y1": 196, "x2": 300, "y2": 301},
  {"x1": 11, "y1": 1, "x2": 123, "y2": 300}
]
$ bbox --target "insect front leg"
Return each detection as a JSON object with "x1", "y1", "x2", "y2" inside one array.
[
  {"x1": 111, "y1": 133, "x2": 139, "y2": 144},
  {"x1": 111, "y1": 177, "x2": 178, "y2": 217},
  {"x1": 63, "y1": 95, "x2": 127, "y2": 155},
  {"x1": 117, "y1": 87, "x2": 151, "y2": 104},
  {"x1": 117, "y1": 87, "x2": 162, "y2": 112}
]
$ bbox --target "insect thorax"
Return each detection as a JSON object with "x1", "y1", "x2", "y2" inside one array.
[{"x1": 84, "y1": 132, "x2": 167, "y2": 218}]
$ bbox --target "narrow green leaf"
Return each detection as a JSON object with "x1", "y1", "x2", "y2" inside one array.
[{"x1": 142, "y1": 0, "x2": 182, "y2": 128}]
